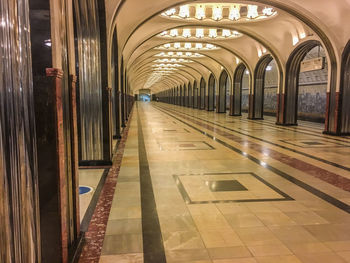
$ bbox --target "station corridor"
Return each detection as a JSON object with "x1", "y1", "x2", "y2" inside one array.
[
  {"x1": 3, "y1": 0, "x2": 350, "y2": 262},
  {"x1": 74, "y1": 102, "x2": 350, "y2": 263}
]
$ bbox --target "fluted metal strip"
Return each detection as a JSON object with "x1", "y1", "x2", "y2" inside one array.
[
  {"x1": 0, "y1": 0, "x2": 41, "y2": 262},
  {"x1": 74, "y1": 0, "x2": 103, "y2": 160}
]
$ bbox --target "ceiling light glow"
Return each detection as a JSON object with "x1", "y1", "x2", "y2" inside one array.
[
  {"x1": 196, "y1": 4, "x2": 206, "y2": 19},
  {"x1": 212, "y1": 5, "x2": 223, "y2": 21}
]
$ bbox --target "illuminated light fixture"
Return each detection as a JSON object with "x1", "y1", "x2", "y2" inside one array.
[
  {"x1": 236, "y1": 57, "x2": 240, "y2": 64},
  {"x1": 182, "y1": 28, "x2": 191, "y2": 38},
  {"x1": 229, "y1": 5, "x2": 240, "y2": 20},
  {"x1": 208, "y1": 28, "x2": 217, "y2": 38},
  {"x1": 168, "y1": 52, "x2": 174, "y2": 55},
  {"x1": 186, "y1": 52, "x2": 192, "y2": 56},
  {"x1": 266, "y1": 65, "x2": 272, "y2": 71},
  {"x1": 206, "y1": 43, "x2": 215, "y2": 49},
  {"x1": 258, "y1": 49, "x2": 262, "y2": 57},
  {"x1": 300, "y1": 32, "x2": 306, "y2": 39},
  {"x1": 160, "y1": 31, "x2": 167, "y2": 36},
  {"x1": 176, "y1": 52, "x2": 183, "y2": 56},
  {"x1": 195, "y1": 43, "x2": 203, "y2": 49},
  {"x1": 174, "y1": 42, "x2": 181, "y2": 49},
  {"x1": 292, "y1": 36, "x2": 299, "y2": 46},
  {"x1": 170, "y1": 29, "x2": 178, "y2": 37},
  {"x1": 245, "y1": 69, "x2": 250, "y2": 75},
  {"x1": 222, "y1": 29, "x2": 231, "y2": 38},
  {"x1": 262, "y1": 7, "x2": 274, "y2": 16},
  {"x1": 164, "y1": 43, "x2": 171, "y2": 49},
  {"x1": 247, "y1": 5, "x2": 259, "y2": 19},
  {"x1": 196, "y1": 4, "x2": 206, "y2": 19},
  {"x1": 164, "y1": 8, "x2": 176, "y2": 16},
  {"x1": 184, "y1": 42, "x2": 192, "y2": 49},
  {"x1": 196, "y1": 28, "x2": 204, "y2": 38},
  {"x1": 170, "y1": 58, "x2": 176, "y2": 62},
  {"x1": 232, "y1": 31, "x2": 240, "y2": 36},
  {"x1": 44, "y1": 39, "x2": 52, "y2": 47},
  {"x1": 179, "y1": 5, "x2": 190, "y2": 18},
  {"x1": 262, "y1": 47, "x2": 267, "y2": 53},
  {"x1": 212, "y1": 5, "x2": 223, "y2": 21}
]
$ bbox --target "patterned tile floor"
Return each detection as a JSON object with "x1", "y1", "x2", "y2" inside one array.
[{"x1": 87, "y1": 102, "x2": 350, "y2": 263}]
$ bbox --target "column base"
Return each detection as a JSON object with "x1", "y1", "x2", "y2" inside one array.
[
  {"x1": 322, "y1": 131, "x2": 350, "y2": 136},
  {"x1": 248, "y1": 117, "x2": 264, "y2": 120},
  {"x1": 275, "y1": 122, "x2": 298, "y2": 126},
  {"x1": 79, "y1": 160, "x2": 113, "y2": 167}
]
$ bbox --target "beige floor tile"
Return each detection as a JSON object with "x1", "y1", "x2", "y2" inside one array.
[
  {"x1": 235, "y1": 227, "x2": 282, "y2": 246},
  {"x1": 296, "y1": 252, "x2": 347, "y2": 263},
  {"x1": 325, "y1": 241, "x2": 350, "y2": 252},
  {"x1": 224, "y1": 213, "x2": 264, "y2": 228},
  {"x1": 208, "y1": 246, "x2": 252, "y2": 259},
  {"x1": 254, "y1": 212, "x2": 297, "y2": 226},
  {"x1": 165, "y1": 248, "x2": 211, "y2": 262},
  {"x1": 99, "y1": 253, "x2": 143, "y2": 263},
  {"x1": 286, "y1": 242, "x2": 331, "y2": 254},
  {"x1": 255, "y1": 255, "x2": 302, "y2": 263},
  {"x1": 337, "y1": 251, "x2": 350, "y2": 262},
  {"x1": 247, "y1": 243, "x2": 292, "y2": 257},
  {"x1": 268, "y1": 225, "x2": 318, "y2": 244},
  {"x1": 213, "y1": 258, "x2": 257, "y2": 263}
]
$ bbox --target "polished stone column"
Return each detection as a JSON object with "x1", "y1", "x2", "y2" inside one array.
[{"x1": 0, "y1": 0, "x2": 41, "y2": 262}]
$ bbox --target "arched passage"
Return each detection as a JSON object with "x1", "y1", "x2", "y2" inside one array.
[
  {"x1": 111, "y1": 29, "x2": 121, "y2": 139},
  {"x1": 283, "y1": 40, "x2": 330, "y2": 126},
  {"x1": 340, "y1": 41, "x2": 350, "y2": 134},
  {"x1": 251, "y1": 55, "x2": 274, "y2": 119},
  {"x1": 230, "y1": 64, "x2": 246, "y2": 116},
  {"x1": 217, "y1": 70, "x2": 230, "y2": 113},
  {"x1": 208, "y1": 74, "x2": 216, "y2": 111},
  {"x1": 193, "y1": 80, "x2": 198, "y2": 108},
  {"x1": 200, "y1": 77, "x2": 206, "y2": 110},
  {"x1": 188, "y1": 82, "x2": 192, "y2": 108}
]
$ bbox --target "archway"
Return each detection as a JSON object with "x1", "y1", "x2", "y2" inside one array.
[
  {"x1": 340, "y1": 41, "x2": 350, "y2": 134},
  {"x1": 193, "y1": 81, "x2": 198, "y2": 108},
  {"x1": 231, "y1": 64, "x2": 246, "y2": 116},
  {"x1": 188, "y1": 82, "x2": 192, "y2": 108},
  {"x1": 180, "y1": 85, "x2": 183, "y2": 106},
  {"x1": 251, "y1": 55, "x2": 274, "y2": 119},
  {"x1": 218, "y1": 70, "x2": 229, "y2": 113},
  {"x1": 242, "y1": 69, "x2": 251, "y2": 114},
  {"x1": 111, "y1": 29, "x2": 121, "y2": 139},
  {"x1": 284, "y1": 40, "x2": 329, "y2": 125},
  {"x1": 208, "y1": 74, "x2": 216, "y2": 111},
  {"x1": 200, "y1": 77, "x2": 206, "y2": 110}
]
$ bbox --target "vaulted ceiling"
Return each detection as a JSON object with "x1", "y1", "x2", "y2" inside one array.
[{"x1": 106, "y1": 0, "x2": 350, "y2": 94}]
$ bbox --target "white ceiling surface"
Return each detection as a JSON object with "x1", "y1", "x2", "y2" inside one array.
[{"x1": 106, "y1": 0, "x2": 350, "y2": 93}]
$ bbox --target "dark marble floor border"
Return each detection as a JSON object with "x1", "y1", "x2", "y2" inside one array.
[
  {"x1": 173, "y1": 172, "x2": 293, "y2": 204},
  {"x1": 279, "y1": 139, "x2": 349, "y2": 148},
  {"x1": 80, "y1": 169, "x2": 109, "y2": 232},
  {"x1": 240, "y1": 114, "x2": 350, "y2": 144},
  {"x1": 161, "y1": 105, "x2": 350, "y2": 175},
  {"x1": 78, "y1": 108, "x2": 133, "y2": 263},
  {"x1": 137, "y1": 105, "x2": 167, "y2": 263},
  {"x1": 153, "y1": 105, "x2": 350, "y2": 214}
]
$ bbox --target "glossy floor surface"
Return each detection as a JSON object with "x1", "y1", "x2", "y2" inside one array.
[{"x1": 98, "y1": 102, "x2": 350, "y2": 263}]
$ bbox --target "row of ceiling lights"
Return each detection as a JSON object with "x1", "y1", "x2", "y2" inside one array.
[
  {"x1": 159, "y1": 28, "x2": 241, "y2": 39},
  {"x1": 155, "y1": 52, "x2": 204, "y2": 58},
  {"x1": 157, "y1": 42, "x2": 219, "y2": 50},
  {"x1": 154, "y1": 58, "x2": 192, "y2": 63},
  {"x1": 161, "y1": 4, "x2": 276, "y2": 21}
]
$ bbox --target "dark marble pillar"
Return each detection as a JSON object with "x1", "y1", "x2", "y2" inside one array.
[
  {"x1": 34, "y1": 68, "x2": 68, "y2": 263},
  {"x1": 69, "y1": 75, "x2": 80, "y2": 235},
  {"x1": 98, "y1": 0, "x2": 112, "y2": 163}
]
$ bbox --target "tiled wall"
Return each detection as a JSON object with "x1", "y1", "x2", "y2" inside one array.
[{"x1": 298, "y1": 84, "x2": 327, "y2": 121}]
